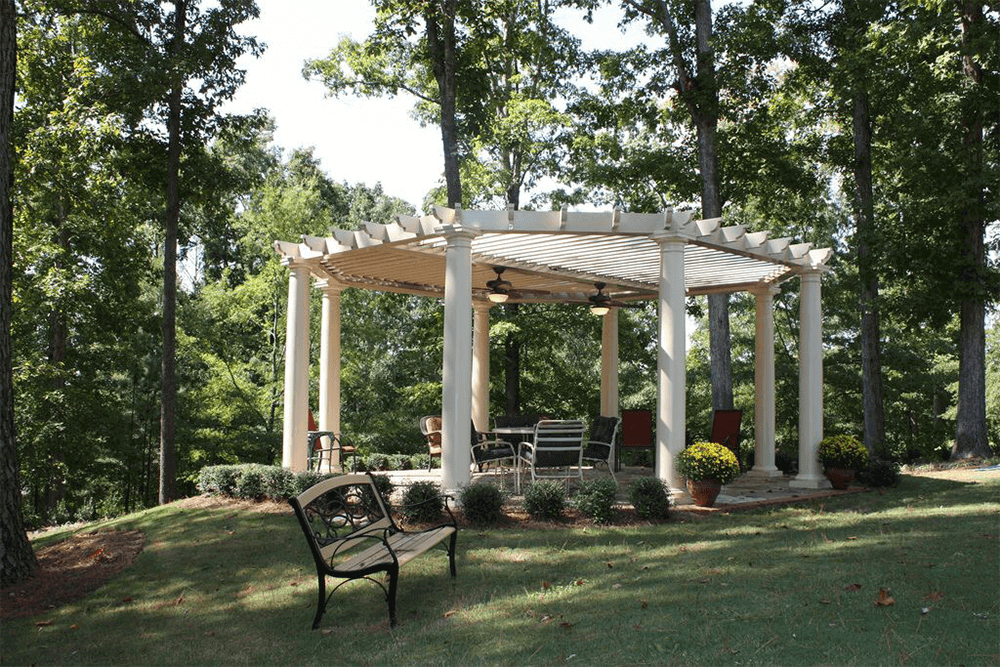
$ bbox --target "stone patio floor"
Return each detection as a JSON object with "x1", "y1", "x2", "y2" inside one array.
[{"x1": 380, "y1": 465, "x2": 866, "y2": 513}]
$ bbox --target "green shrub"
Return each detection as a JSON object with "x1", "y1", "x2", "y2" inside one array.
[
  {"x1": 400, "y1": 480, "x2": 444, "y2": 523},
  {"x1": 410, "y1": 453, "x2": 434, "y2": 470},
  {"x1": 262, "y1": 466, "x2": 295, "y2": 500},
  {"x1": 858, "y1": 457, "x2": 901, "y2": 488},
  {"x1": 365, "y1": 473, "x2": 395, "y2": 508},
  {"x1": 523, "y1": 481, "x2": 566, "y2": 521},
  {"x1": 629, "y1": 477, "x2": 671, "y2": 520},
  {"x1": 233, "y1": 464, "x2": 268, "y2": 500},
  {"x1": 198, "y1": 465, "x2": 241, "y2": 496},
  {"x1": 364, "y1": 453, "x2": 390, "y2": 471},
  {"x1": 388, "y1": 454, "x2": 410, "y2": 471},
  {"x1": 292, "y1": 471, "x2": 330, "y2": 496},
  {"x1": 459, "y1": 483, "x2": 505, "y2": 526},
  {"x1": 574, "y1": 478, "x2": 617, "y2": 524}
]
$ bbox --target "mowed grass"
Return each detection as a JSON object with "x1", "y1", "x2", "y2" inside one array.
[{"x1": 4, "y1": 472, "x2": 998, "y2": 666}]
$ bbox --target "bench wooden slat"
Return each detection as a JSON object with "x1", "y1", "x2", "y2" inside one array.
[{"x1": 336, "y1": 526, "x2": 456, "y2": 572}]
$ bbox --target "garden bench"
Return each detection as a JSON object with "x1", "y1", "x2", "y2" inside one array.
[{"x1": 289, "y1": 473, "x2": 458, "y2": 629}]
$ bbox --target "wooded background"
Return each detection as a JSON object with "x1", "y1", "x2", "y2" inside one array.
[{"x1": 7, "y1": 0, "x2": 998, "y2": 529}]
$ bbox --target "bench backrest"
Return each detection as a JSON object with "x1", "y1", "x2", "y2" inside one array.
[
  {"x1": 289, "y1": 474, "x2": 394, "y2": 565},
  {"x1": 529, "y1": 419, "x2": 586, "y2": 468}
]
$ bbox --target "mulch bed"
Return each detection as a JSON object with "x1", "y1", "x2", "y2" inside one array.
[{"x1": 1, "y1": 529, "x2": 145, "y2": 621}]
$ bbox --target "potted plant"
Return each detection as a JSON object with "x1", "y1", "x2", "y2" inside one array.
[
  {"x1": 676, "y1": 441, "x2": 741, "y2": 507},
  {"x1": 817, "y1": 435, "x2": 868, "y2": 489}
]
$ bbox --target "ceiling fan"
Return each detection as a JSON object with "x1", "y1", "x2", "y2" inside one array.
[
  {"x1": 587, "y1": 282, "x2": 645, "y2": 315},
  {"x1": 483, "y1": 266, "x2": 549, "y2": 303}
]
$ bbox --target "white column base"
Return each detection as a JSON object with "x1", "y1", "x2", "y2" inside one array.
[
  {"x1": 745, "y1": 466, "x2": 784, "y2": 479},
  {"x1": 790, "y1": 474, "x2": 831, "y2": 489}
]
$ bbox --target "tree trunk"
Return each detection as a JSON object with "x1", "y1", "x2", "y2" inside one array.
[
  {"x1": 1, "y1": 0, "x2": 39, "y2": 586},
  {"x1": 850, "y1": 61, "x2": 885, "y2": 452},
  {"x1": 952, "y1": 0, "x2": 990, "y2": 460},
  {"x1": 425, "y1": 0, "x2": 462, "y2": 207},
  {"x1": 159, "y1": 0, "x2": 186, "y2": 504},
  {"x1": 691, "y1": 0, "x2": 732, "y2": 411},
  {"x1": 504, "y1": 304, "x2": 521, "y2": 416}
]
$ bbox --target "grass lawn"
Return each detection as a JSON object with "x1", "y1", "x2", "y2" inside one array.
[{"x1": 3, "y1": 471, "x2": 998, "y2": 666}]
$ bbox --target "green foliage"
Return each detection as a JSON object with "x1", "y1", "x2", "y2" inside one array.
[
  {"x1": 232, "y1": 464, "x2": 268, "y2": 501},
  {"x1": 818, "y1": 435, "x2": 869, "y2": 471},
  {"x1": 364, "y1": 473, "x2": 395, "y2": 509},
  {"x1": 858, "y1": 457, "x2": 901, "y2": 488},
  {"x1": 574, "y1": 478, "x2": 617, "y2": 524},
  {"x1": 458, "y1": 483, "x2": 505, "y2": 526},
  {"x1": 198, "y1": 465, "x2": 242, "y2": 497},
  {"x1": 522, "y1": 481, "x2": 565, "y2": 522},
  {"x1": 676, "y1": 442, "x2": 741, "y2": 484},
  {"x1": 399, "y1": 481, "x2": 444, "y2": 524},
  {"x1": 628, "y1": 477, "x2": 671, "y2": 521}
]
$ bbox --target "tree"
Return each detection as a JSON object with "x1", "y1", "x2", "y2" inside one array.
[
  {"x1": 615, "y1": 0, "x2": 733, "y2": 410},
  {"x1": 1, "y1": 0, "x2": 39, "y2": 586},
  {"x1": 951, "y1": 0, "x2": 993, "y2": 459},
  {"x1": 48, "y1": 0, "x2": 263, "y2": 502}
]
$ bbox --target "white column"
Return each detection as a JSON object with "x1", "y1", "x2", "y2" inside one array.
[
  {"x1": 792, "y1": 271, "x2": 829, "y2": 488},
  {"x1": 747, "y1": 286, "x2": 782, "y2": 478},
  {"x1": 654, "y1": 235, "x2": 687, "y2": 492},
  {"x1": 472, "y1": 302, "x2": 492, "y2": 432},
  {"x1": 441, "y1": 229, "x2": 476, "y2": 492},
  {"x1": 600, "y1": 309, "x2": 619, "y2": 417},
  {"x1": 282, "y1": 261, "x2": 311, "y2": 472},
  {"x1": 317, "y1": 280, "x2": 343, "y2": 471}
]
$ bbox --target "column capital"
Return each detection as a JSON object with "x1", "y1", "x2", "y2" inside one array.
[
  {"x1": 314, "y1": 278, "x2": 345, "y2": 293},
  {"x1": 280, "y1": 256, "x2": 314, "y2": 271},
  {"x1": 473, "y1": 300, "x2": 496, "y2": 313},
  {"x1": 799, "y1": 269, "x2": 826, "y2": 283},
  {"x1": 752, "y1": 283, "x2": 782, "y2": 298},
  {"x1": 440, "y1": 225, "x2": 480, "y2": 243},
  {"x1": 651, "y1": 232, "x2": 690, "y2": 248}
]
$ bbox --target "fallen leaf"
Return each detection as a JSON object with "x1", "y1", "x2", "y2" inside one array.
[
  {"x1": 844, "y1": 583, "x2": 862, "y2": 592},
  {"x1": 289, "y1": 582, "x2": 298, "y2": 587},
  {"x1": 606, "y1": 562, "x2": 614, "y2": 568},
  {"x1": 612, "y1": 583, "x2": 622, "y2": 589},
  {"x1": 847, "y1": 536, "x2": 858, "y2": 540},
  {"x1": 542, "y1": 581, "x2": 551, "y2": 590},
  {"x1": 205, "y1": 630, "x2": 216, "y2": 637},
  {"x1": 540, "y1": 614, "x2": 553, "y2": 624},
  {"x1": 875, "y1": 589, "x2": 895, "y2": 606},
  {"x1": 560, "y1": 622, "x2": 574, "y2": 629},
  {"x1": 35, "y1": 620, "x2": 53, "y2": 627},
  {"x1": 175, "y1": 595, "x2": 185, "y2": 606},
  {"x1": 70, "y1": 624, "x2": 79, "y2": 630},
  {"x1": 819, "y1": 598, "x2": 832, "y2": 605},
  {"x1": 640, "y1": 599, "x2": 649, "y2": 609},
  {"x1": 321, "y1": 628, "x2": 335, "y2": 636},
  {"x1": 123, "y1": 596, "x2": 133, "y2": 603},
  {"x1": 443, "y1": 609, "x2": 458, "y2": 618},
  {"x1": 574, "y1": 579, "x2": 584, "y2": 586},
  {"x1": 923, "y1": 592, "x2": 944, "y2": 602}
]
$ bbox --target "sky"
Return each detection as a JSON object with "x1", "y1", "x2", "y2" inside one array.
[{"x1": 223, "y1": 0, "x2": 641, "y2": 214}]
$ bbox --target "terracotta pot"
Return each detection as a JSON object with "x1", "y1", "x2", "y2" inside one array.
[
  {"x1": 687, "y1": 479, "x2": 722, "y2": 507},
  {"x1": 825, "y1": 467, "x2": 854, "y2": 490}
]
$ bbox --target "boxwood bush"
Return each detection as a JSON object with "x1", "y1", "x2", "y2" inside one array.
[
  {"x1": 523, "y1": 481, "x2": 566, "y2": 521},
  {"x1": 459, "y1": 483, "x2": 505, "y2": 526},
  {"x1": 574, "y1": 478, "x2": 617, "y2": 524},
  {"x1": 628, "y1": 477, "x2": 671, "y2": 520},
  {"x1": 400, "y1": 480, "x2": 444, "y2": 523}
]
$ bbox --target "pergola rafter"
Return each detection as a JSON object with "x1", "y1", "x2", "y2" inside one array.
[{"x1": 274, "y1": 206, "x2": 832, "y2": 494}]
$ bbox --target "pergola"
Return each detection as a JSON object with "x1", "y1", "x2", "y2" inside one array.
[{"x1": 274, "y1": 206, "x2": 833, "y2": 493}]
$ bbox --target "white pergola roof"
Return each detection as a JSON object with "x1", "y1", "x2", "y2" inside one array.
[{"x1": 274, "y1": 206, "x2": 832, "y2": 302}]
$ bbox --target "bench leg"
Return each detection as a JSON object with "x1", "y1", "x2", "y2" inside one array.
[
  {"x1": 312, "y1": 572, "x2": 327, "y2": 630},
  {"x1": 386, "y1": 565, "x2": 399, "y2": 628},
  {"x1": 448, "y1": 532, "x2": 457, "y2": 578}
]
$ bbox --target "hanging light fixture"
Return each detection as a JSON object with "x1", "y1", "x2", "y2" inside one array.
[
  {"x1": 590, "y1": 304, "x2": 610, "y2": 316},
  {"x1": 488, "y1": 290, "x2": 509, "y2": 303}
]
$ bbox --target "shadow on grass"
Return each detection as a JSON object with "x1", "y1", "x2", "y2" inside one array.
[{"x1": 4, "y1": 472, "x2": 997, "y2": 666}]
